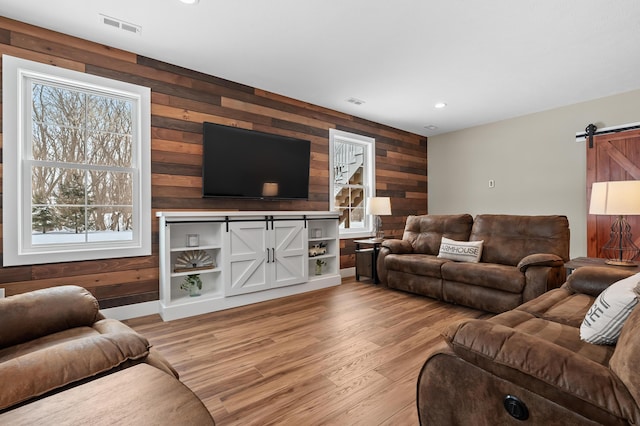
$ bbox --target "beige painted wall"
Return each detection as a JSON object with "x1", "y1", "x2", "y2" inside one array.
[{"x1": 428, "y1": 89, "x2": 640, "y2": 258}]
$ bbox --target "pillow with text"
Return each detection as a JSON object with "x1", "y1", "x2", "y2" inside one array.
[
  {"x1": 580, "y1": 273, "x2": 640, "y2": 345},
  {"x1": 437, "y1": 237, "x2": 483, "y2": 263}
]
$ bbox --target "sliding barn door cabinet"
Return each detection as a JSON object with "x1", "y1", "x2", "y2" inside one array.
[{"x1": 157, "y1": 211, "x2": 340, "y2": 321}]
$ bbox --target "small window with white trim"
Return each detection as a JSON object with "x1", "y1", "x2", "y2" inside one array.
[
  {"x1": 2, "y1": 55, "x2": 151, "y2": 266},
  {"x1": 329, "y1": 129, "x2": 375, "y2": 238}
]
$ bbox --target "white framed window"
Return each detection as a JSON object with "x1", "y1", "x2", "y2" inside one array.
[
  {"x1": 2, "y1": 55, "x2": 151, "y2": 266},
  {"x1": 329, "y1": 129, "x2": 375, "y2": 239}
]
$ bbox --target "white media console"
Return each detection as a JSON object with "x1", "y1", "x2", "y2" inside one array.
[{"x1": 157, "y1": 211, "x2": 341, "y2": 321}]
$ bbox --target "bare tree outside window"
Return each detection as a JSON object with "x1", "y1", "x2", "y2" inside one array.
[
  {"x1": 3, "y1": 55, "x2": 150, "y2": 266},
  {"x1": 30, "y1": 83, "x2": 134, "y2": 245}
]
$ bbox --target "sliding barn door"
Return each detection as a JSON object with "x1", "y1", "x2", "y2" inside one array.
[
  {"x1": 225, "y1": 222, "x2": 269, "y2": 296},
  {"x1": 586, "y1": 129, "x2": 640, "y2": 257},
  {"x1": 271, "y1": 220, "x2": 307, "y2": 288}
]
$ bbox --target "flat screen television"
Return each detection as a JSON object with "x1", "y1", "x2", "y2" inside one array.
[{"x1": 202, "y1": 122, "x2": 311, "y2": 200}]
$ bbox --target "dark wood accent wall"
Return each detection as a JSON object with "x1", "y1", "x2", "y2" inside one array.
[{"x1": 0, "y1": 17, "x2": 427, "y2": 307}]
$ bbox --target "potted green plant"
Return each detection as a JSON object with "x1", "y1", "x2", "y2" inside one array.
[
  {"x1": 315, "y1": 259, "x2": 326, "y2": 275},
  {"x1": 180, "y1": 274, "x2": 203, "y2": 297}
]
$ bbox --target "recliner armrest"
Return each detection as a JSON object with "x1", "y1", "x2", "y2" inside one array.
[
  {"x1": 381, "y1": 239, "x2": 413, "y2": 254},
  {"x1": 516, "y1": 253, "x2": 564, "y2": 272},
  {"x1": 565, "y1": 266, "x2": 637, "y2": 297},
  {"x1": 377, "y1": 239, "x2": 413, "y2": 286},
  {"x1": 443, "y1": 319, "x2": 639, "y2": 421},
  {"x1": 92, "y1": 319, "x2": 179, "y2": 378}
]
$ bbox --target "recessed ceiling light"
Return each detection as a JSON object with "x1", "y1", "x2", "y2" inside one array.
[
  {"x1": 179, "y1": 0, "x2": 199, "y2": 4},
  {"x1": 346, "y1": 97, "x2": 365, "y2": 106},
  {"x1": 434, "y1": 102, "x2": 447, "y2": 109},
  {"x1": 424, "y1": 125, "x2": 438, "y2": 130}
]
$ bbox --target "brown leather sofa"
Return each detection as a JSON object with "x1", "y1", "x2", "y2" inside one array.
[
  {"x1": 417, "y1": 266, "x2": 640, "y2": 425},
  {"x1": 377, "y1": 214, "x2": 570, "y2": 313},
  {"x1": 0, "y1": 285, "x2": 214, "y2": 424}
]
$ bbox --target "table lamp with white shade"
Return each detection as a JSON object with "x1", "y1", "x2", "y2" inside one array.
[
  {"x1": 367, "y1": 197, "x2": 392, "y2": 241},
  {"x1": 589, "y1": 180, "x2": 640, "y2": 265}
]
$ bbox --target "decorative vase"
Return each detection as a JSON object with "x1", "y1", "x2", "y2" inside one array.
[
  {"x1": 181, "y1": 274, "x2": 203, "y2": 297},
  {"x1": 189, "y1": 285, "x2": 201, "y2": 297},
  {"x1": 315, "y1": 263, "x2": 323, "y2": 275}
]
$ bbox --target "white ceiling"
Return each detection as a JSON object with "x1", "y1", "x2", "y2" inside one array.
[{"x1": 3, "y1": 0, "x2": 640, "y2": 136}]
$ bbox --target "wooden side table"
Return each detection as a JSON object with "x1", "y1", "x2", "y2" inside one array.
[
  {"x1": 565, "y1": 256, "x2": 640, "y2": 274},
  {"x1": 354, "y1": 238, "x2": 383, "y2": 283}
]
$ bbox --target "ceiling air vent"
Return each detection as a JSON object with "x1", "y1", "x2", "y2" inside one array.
[{"x1": 99, "y1": 14, "x2": 142, "y2": 35}]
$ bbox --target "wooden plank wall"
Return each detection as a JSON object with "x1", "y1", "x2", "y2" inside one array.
[{"x1": 0, "y1": 17, "x2": 427, "y2": 308}]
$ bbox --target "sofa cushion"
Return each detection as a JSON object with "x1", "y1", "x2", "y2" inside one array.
[
  {"x1": 517, "y1": 287, "x2": 596, "y2": 328},
  {"x1": 441, "y1": 261, "x2": 525, "y2": 293},
  {"x1": 437, "y1": 237, "x2": 483, "y2": 263},
  {"x1": 490, "y1": 310, "x2": 615, "y2": 365},
  {"x1": 580, "y1": 274, "x2": 640, "y2": 345},
  {"x1": 384, "y1": 253, "x2": 448, "y2": 277},
  {"x1": 403, "y1": 214, "x2": 473, "y2": 255},
  {"x1": 469, "y1": 214, "x2": 570, "y2": 266},
  {"x1": 0, "y1": 285, "x2": 100, "y2": 349}
]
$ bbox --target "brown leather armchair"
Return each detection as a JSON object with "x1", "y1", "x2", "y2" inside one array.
[{"x1": 0, "y1": 285, "x2": 176, "y2": 410}]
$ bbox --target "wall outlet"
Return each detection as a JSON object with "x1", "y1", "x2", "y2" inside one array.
[
  {"x1": 488, "y1": 179, "x2": 495, "y2": 188},
  {"x1": 0, "y1": 288, "x2": 4, "y2": 298}
]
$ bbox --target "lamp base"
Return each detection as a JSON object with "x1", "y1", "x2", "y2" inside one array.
[
  {"x1": 600, "y1": 215, "x2": 640, "y2": 266},
  {"x1": 374, "y1": 216, "x2": 384, "y2": 240}
]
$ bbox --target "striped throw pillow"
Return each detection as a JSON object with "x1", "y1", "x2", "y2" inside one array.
[
  {"x1": 437, "y1": 237, "x2": 483, "y2": 263},
  {"x1": 580, "y1": 273, "x2": 640, "y2": 345}
]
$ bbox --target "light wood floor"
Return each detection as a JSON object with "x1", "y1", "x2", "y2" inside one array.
[{"x1": 125, "y1": 278, "x2": 490, "y2": 425}]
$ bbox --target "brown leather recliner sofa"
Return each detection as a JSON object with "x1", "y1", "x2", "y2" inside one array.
[
  {"x1": 417, "y1": 266, "x2": 640, "y2": 425},
  {"x1": 377, "y1": 214, "x2": 570, "y2": 313},
  {"x1": 0, "y1": 285, "x2": 214, "y2": 424}
]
